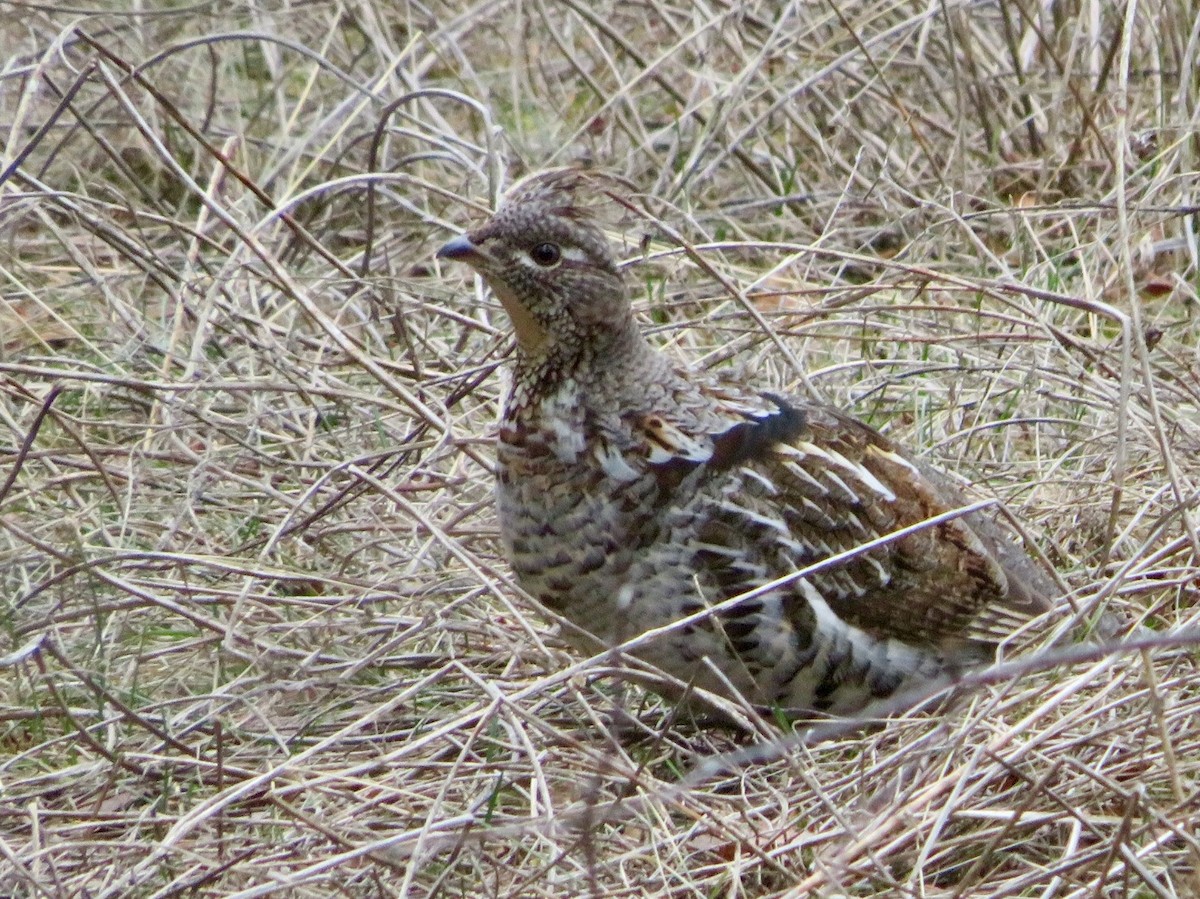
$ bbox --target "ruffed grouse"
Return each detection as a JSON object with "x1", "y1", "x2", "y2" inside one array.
[{"x1": 438, "y1": 168, "x2": 1061, "y2": 716}]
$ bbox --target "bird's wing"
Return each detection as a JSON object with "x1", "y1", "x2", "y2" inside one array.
[
  {"x1": 793, "y1": 405, "x2": 1057, "y2": 645},
  {"x1": 634, "y1": 393, "x2": 1057, "y2": 651}
]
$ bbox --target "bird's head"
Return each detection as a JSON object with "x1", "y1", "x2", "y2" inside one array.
[{"x1": 437, "y1": 168, "x2": 640, "y2": 357}]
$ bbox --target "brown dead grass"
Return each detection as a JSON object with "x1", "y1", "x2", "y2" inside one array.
[{"x1": 1, "y1": 1, "x2": 1198, "y2": 896}]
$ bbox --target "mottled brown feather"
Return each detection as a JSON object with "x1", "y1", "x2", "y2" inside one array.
[{"x1": 439, "y1": 168, "x2": 1068, "y2": 716}]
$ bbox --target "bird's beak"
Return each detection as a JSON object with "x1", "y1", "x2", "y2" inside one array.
[{"x1": 436, "y1": 233, "x2": 481, "y2": 263}]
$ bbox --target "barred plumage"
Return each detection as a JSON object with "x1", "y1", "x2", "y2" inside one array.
[{"x1": 438, "y1": 168, "x2": 1058, "y2": 716}]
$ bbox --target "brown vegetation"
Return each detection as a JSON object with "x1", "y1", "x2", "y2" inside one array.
[{"x1": 1, "y1": 1, "x2": 1198, "y2": 895}]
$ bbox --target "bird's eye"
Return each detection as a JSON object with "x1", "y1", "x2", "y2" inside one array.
[{"x1": 529, "y1": 242, "x2": 562, "y2": 267}]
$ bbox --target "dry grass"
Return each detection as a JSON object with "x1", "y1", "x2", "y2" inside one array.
[{"x1": 1, "y1": 1, "x2": 1198, "y2": 896}]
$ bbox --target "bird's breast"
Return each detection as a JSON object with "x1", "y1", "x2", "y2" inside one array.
[{"x1": 495, "y1": 390, "x2": 647, "y2": 622}]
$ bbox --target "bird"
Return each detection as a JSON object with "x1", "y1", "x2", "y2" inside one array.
[{"x1": 437, "y1": 167, "x2": 1065, "y2": 718}]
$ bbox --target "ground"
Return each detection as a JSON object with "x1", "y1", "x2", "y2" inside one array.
[{"x1": 1, "y1": 1, "x2": 1198, "y2": 896}]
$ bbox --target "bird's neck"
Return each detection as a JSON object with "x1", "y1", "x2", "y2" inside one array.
[
  {"x1": 514, "y1": 319, "x2": 648, "y2": 386},
  {"x1": 507, "y1": 324, "x2": 684, "y2": 422}
]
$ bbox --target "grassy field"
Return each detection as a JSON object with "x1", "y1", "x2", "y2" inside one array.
[{"x1": 2, "y1": 1, "x2": 1198, "y2": 895}]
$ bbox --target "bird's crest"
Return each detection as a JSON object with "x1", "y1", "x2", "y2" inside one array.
[{"x1": 500, "y1": 167, "x2": 640, "y2": 231}]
